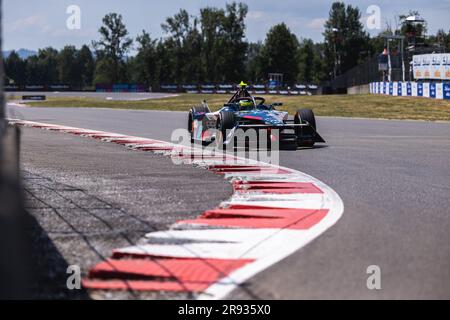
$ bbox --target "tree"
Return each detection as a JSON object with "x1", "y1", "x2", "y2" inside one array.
[
  {"x1": 4, "y1": 51, "x2": 26, "y2": 84},
  {"x1": 37, "y1": 47, "x2": 59, "y2": 84},
  {"x1": 93, "y1": 57, "x2": 116, "y2": 84},
  {"x1": 298, "y1": 39, "x2": 315, "y2": 83},
  {"x1": 323, "y1": 2, "x2": 370, "y2": 78},
  {"x1": 93, "y1": 13, "x2": 133, "y2": 83},
  {"x1": 198, "y1": 2, "x2": 248, "y2": 83},
  {"x1": 246, "y1": 42, "x2": 264, "y2": 83},
  {"x1": 259, "y1": 23, "x2": 299, "y2": 84},
  {"x1": 57, "y1": 46, "x2": 81, "y2": 87},
  {"x1": 155, "y1": 41, "x2": 175, "y2": 84},
  {"x1": 78, "y1": 45, "x2": 95, "y2": 88},
  {"x1": 130, "y1": 31, "x2": 159, "y2": 86},
  {"x1": 446, "y1": 30, "x2": 450, "y2": 52},
  {"x1": 161, "y1": 9, "x2": 202, "y2": 83},
  {"x1": 200, "y1": 6, "x2": 225, "y2": 82},
  {"x1": 219, "y1": 2, "x2": 248, "y2": 82}
]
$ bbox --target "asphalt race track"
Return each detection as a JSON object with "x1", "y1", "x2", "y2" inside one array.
[{"x1": 7, "y1": 103, "x2": 450, "y2": 299}]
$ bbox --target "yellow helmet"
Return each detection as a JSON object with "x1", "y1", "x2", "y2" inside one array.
[{"x1": 239, "y1": 99, "x2": 253, "y2": 109}]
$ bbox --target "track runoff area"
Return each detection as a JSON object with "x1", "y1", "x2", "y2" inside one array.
[{"x1": 8, "y1": 118, "x2": 344, "y2": 301}]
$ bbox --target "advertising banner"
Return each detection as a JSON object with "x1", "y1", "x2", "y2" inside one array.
[
  {"x1": 414, "y1": 53, "x2": 450, "y2": 80},
  {"x1": 429, "y1": 83, "x2": 436, "y2": 98},
  {"x1": 417, "y1": 83, "x2": 423, "y2": 97},
  {"x1": 407, "y1": 82, "x2": 412, "y2": 96},
  {"x1": 443, "y1": 55, "x2": 450, "y2": 80},
  {"x1": 422, "y1": 82, "x2": 430, "y2": 98},
  {"x1": 436, "y1": 83, "x2": 444, "y2": 99},
  {"x1": 431, "y1": 55, "x2": 442, "y2": 80},
  {"x1": 444, "y1": 82, "x2": 450, "y2": 100},
  {"x1": 401, "y1": 82, "x2": 407, "y2": 96},
  {"x1": 413, "y1": 55, "x2": 422, "y2": 79},
  {"x1": 412, "y1": 82, "x2": 418, "y2": 96},
  {"x1": 422, "y1": 55, "x2": 432, "y2": 79}
]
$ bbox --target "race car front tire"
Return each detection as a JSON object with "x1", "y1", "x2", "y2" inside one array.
[
  {"x1": 217, "y1": 111, "x2": 235, "y2": 148},
  {"x1": 295, "y1": 109, "x2": 317, "y2": 148}
]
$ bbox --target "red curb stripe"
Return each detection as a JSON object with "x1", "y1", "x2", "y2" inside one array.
[
  {"x1": 110, "y1": 139, "x2": 158, "y2": 145},
  {"x1": 61, "y1": 130, "x2": 102, "y2": 135},
  {"x1": 179, "y1": 208, "x2": 329, "y2": 230},
  {"x1": 82, "y1": 279, "x2": 209, "y2": 292},
  {"x1": 233, "y1": 182, "x2": 323, "y2": 194},
  {"x1": 210, "y1": 166, "x2": 291, "y2": 175},
  {"x1": 84, "y1": 257, "x2": 252, "y2": 292},
  {"x1": 137, "y1": 146, "x2": 175, "y2": 151},
  {"x1": 88, "y1": 134, "x2": 126, "y2": 139},
  {"x1": 30, "y1": 125, "x2": 61, "y2": 129}
]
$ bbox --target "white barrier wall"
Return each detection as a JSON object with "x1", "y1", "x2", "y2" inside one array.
[{"x1": 370, "y1": 82, "x2": 450, "y2": 100}]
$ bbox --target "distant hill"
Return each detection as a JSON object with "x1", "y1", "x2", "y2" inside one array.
[{"x1": 3, "y1": 49, "x2": 37, "y2": 59}]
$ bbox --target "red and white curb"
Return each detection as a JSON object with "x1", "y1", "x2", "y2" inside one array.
[{"x1": 8, "y1": 118, "x2": 344, "y2": 299}]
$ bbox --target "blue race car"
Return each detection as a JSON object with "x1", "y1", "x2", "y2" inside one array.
[{"x1": 188, "y1": 82, "x2": 325, "y2": 149}]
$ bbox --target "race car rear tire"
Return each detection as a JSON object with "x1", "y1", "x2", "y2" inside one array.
[
  {"x1": 217, "y1": 111, "x2": 235, "y2": 149},
  {"x1": 295, "y1": 109, "x2": 317, "y2": 148},
  {"x1": 188, "y1": 105, "x2": 211, "y2": 142}
]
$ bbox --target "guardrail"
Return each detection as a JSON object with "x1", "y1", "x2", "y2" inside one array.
[{"x1": 370, "y1": 81, "x2": 450, "y2": 100}]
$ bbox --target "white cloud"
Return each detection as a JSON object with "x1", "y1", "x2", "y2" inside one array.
[
  {"x1": 307, "y1": 18, "x2": 326, "y2": 30},
  {"x1": 247, "y1": 11, "x2": 265, "y2": 20},
  {"x1": 8, "y1": 15, "x2": 50, "y2": 32}
]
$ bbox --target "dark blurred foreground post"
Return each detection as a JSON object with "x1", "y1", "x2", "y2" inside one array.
[{"x1": 0, "y1": 0, "x2": 28, "y2": 299}]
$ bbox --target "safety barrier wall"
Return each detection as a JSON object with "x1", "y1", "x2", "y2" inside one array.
[
  {"x1": 370, "y1": 82, "x2": 450, "y2": 100},
  {"x1": 159, "y1": 84, "x2": 320, "y2": 95}
]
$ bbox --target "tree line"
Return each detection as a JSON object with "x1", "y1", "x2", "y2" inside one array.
[{"x1": 4, "y1": 2, "x2": 450, "y2": 89}]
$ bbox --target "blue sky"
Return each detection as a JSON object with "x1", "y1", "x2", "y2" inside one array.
[{"x1": 3, "y1": 0, "x2": 450, "y2": 52}]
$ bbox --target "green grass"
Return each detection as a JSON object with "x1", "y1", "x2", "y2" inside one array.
[{"x1": 19, "y1": 93, "x2": 450, "y2": 121}]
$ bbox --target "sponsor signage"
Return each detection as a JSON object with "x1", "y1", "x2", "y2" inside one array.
[
  {"x1": 401, "y1": 82, "x2": 407, "y2": 96},
  {"x1": 444, "y1": 82, "x2": 450, "y2": 100},
  {"x1": 436, "y1": 83, "x2": 444, "y2": 99},
  {"x1": 371, "y1": 81, "x2": 446, "y2": 100},
  {"x1": 22, "y1": 95, "x2": 46, "y2": 101},
  {"x1": 412, "y1": 82, "x2": 418, "y2": 96},
  {"x1": 429, "y1": 83, "x2": 436, "y2": 98},
  {"x1": 413, "y1": 53, "x2": 450, "y2": 80},
  {"x1": 417, "y1": 83, "x2": 423, "y2": 97},
  {"x1": 422, "y1": 82, "x2": 430, "y2": 98}
]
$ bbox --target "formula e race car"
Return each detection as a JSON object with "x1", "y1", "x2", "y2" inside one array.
[{"x1": 187, "y1": 82, "x2": 325, "y2": 149}]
